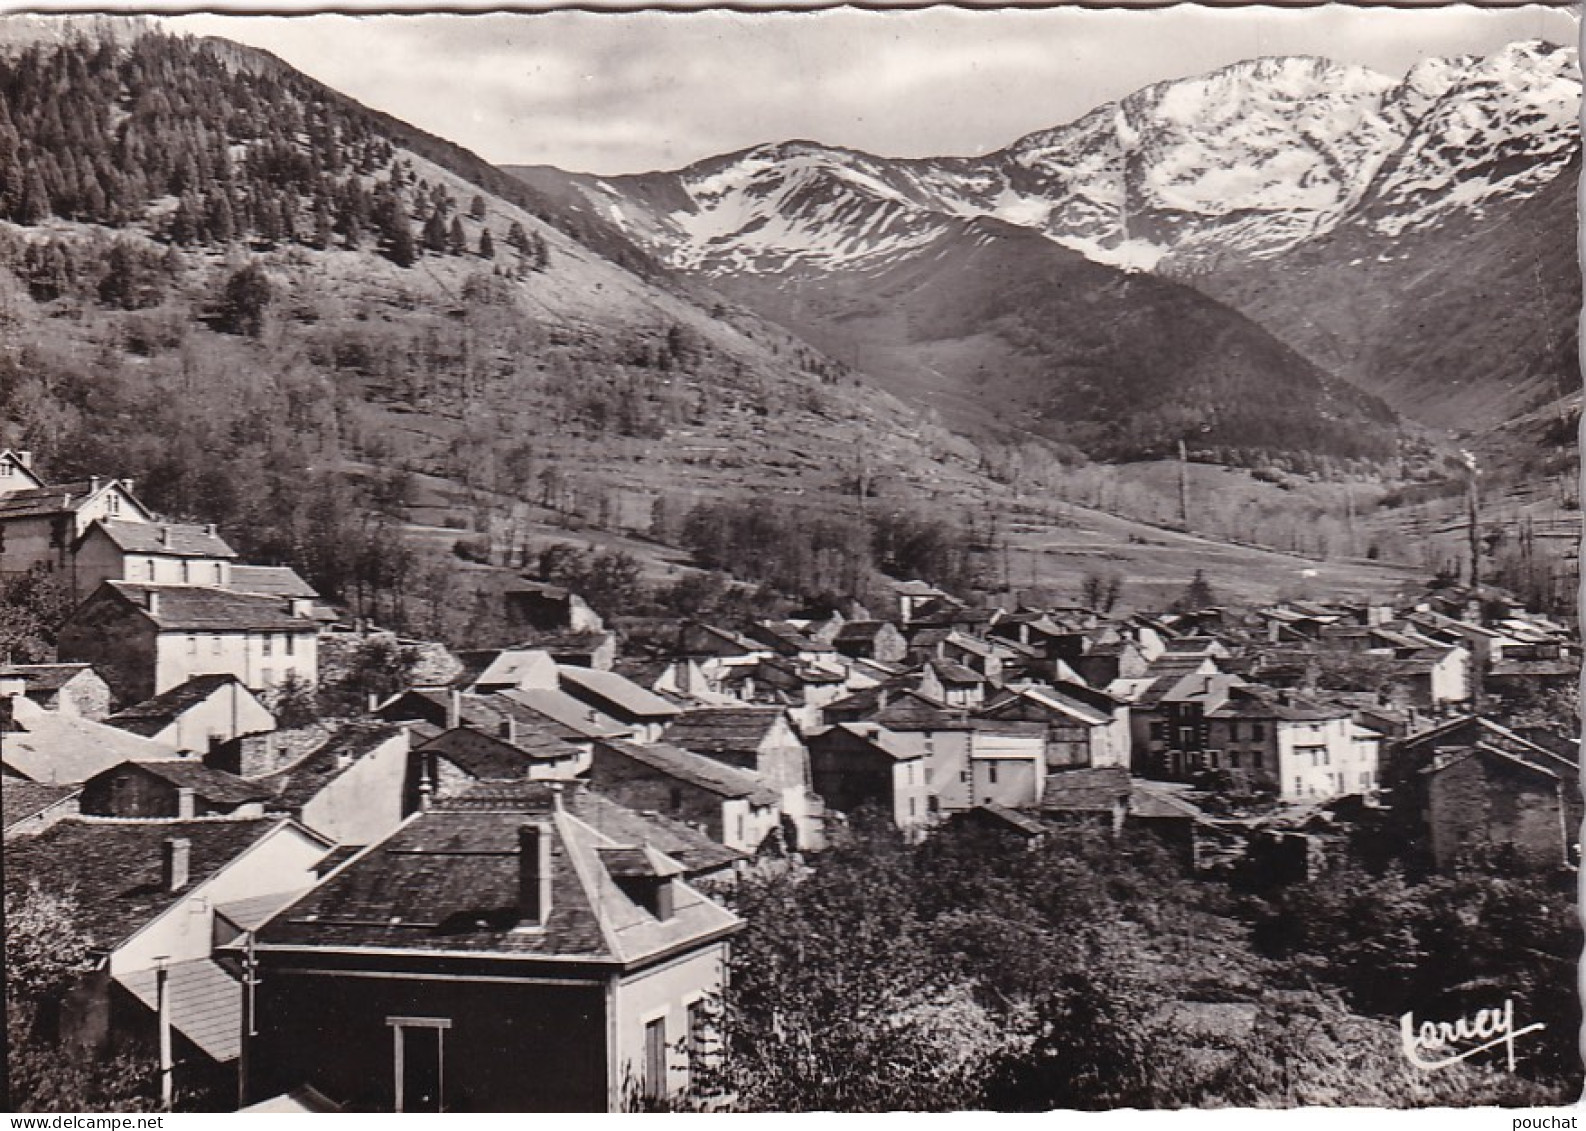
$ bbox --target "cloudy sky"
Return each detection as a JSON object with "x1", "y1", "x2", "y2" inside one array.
[{"x1": 160, "y1": 5, "x2": 1578, "y2": 175}]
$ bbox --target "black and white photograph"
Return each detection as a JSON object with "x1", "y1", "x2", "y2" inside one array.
[{"x1": 0, "y1": 1, "x2": 1580, "y2": 1115}]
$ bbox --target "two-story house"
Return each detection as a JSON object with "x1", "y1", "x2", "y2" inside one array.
[
  {"x1": 57, "y1": 582, "x2": 320, "y2": 706},
  {"x1": 241, "y1": 784, "x2": 742, "y2": 1111}
]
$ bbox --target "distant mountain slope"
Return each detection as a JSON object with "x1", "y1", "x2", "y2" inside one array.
[
  {"x1": 1180, "y1": 150, "x2": 1580, "y2": 431},
  {"x1": 711, "y1": 215, "x2": 1398, "y2": 463},
  {"x1": 524, "y1": 40, "x2": 1577, "y2": 443}
]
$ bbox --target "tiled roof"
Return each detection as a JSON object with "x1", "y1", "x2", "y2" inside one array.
[
  {"x1": 228, "y1": 565, "x2": 319, "y2": 599},
  {"x1": 927, "y1": 658, "x2": 984, "y2": 685},
  {"x1": 3, "y1": 817, "x2": 287, "y2": 950},
  {"x1": 471, "y1": 649, "x2": 556, "y2": 690},
  {"x1": 439, "y1": 782, "x2": 745, "y2": 877},
  {"x1": 255, "y1": 723, "x2": 405, "y2": 814},
  {"x1": 96, "y1": 760, "x2": 271, "y2": 806},
  {"x1": 559, "y1": 667, "x2": 680, "y2": 720},
  {"x1": 259, "y1": 790, "x2": 740, "y2": 963},
  {"x1": 1041, "y1": 767, "x2": 1132, "y2": 813},
  {"x1": 107, "y1": 674, "x2": 251, "y2": 734},
  {"x1": 498, "y1": 687, "x2": 631, "y2": 739},
  {"x1": 812, "y1": 723, "x2": 920, "y2": 763},
  {"x1": 0, "y1": 663, "x2": 96, "y2": 694},
  {"x1": 2, "y1": 780, "x2": 79, "y2": 829},
  {"x1": 118, "y1": 958, "x2": 241, "y2": 1062},
  {"x1": 0, "y1": 481, "x2": 100, "y2": 519},
  {"x1": 99, "y1": 582, "x2": 313, "y2": 632},
  {"x1": 1, "y1": 698, "x2": 181, "y2": 784},
  {"x1": 1207, "y1": 686, "x2": 1347, "y2": 723},
  {"x1": 962, "y1": 802, "x2": 1048, "y2": 837},
  {"x1": 418, "y1": 726, "x2": 580, "y2": 780},
  {"x1": 87, "y1": 519, "x2": 236, "y2": 559},
  {"x1": 596, "y1": 740, "x2": 779, "y2": 805},
  {"x1": 663, "y1": 707, "x2": 789, "y2": 754},
  {"x1": 1128, "y1": 782, "x2": 1210, "y2": 821}
]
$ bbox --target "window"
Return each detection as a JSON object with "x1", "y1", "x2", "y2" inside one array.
[
  {"x1": 261, "y1": 668, "x2": 273, "y2": 685},
  {"x1": 1294, "y1": 777, "x2": 1303, "y2": 796},
  {"x1": 284, "y1": 634, "x2": 295, "y2": 657},
  {"x1": 211, "y1": 635, "x2": 222, "y2": 655},
  {"x1": 214, "y1": 563, "x2": 224, "y2": 584},
  {"x1": 734, "y1": 811, "x2": 744, "y2": 845},
  {"x1": 644, "y1": 1017, "x2": 668, "y2": 1101},
  {"x1": 988, "y1": 763, "x2": 998, "y2": 785},
  {"x1": 262, "y1": 634, "x2": 273, "y2": 657},
  {"x1": 1228, "y1": 722, "x2": 1240, "y2": 742},
  {"x1": 1229, "y1": 752, "x2": 1240, "y2": 770},
  {"x1": 686, "y1": 1000, "x2": 709, "y2": 1083},
  {"x1": 0, "y1": 463, "x2": 10, "y2": 477},
  {"x1": 1253, "y1": 752, "x2": 1262, "y2": 770},
  {"x1": 1252, "y1": 723, "x2": 1266, "y2": 741},
  {"x1": 180, "y1": 561, "x2": 189, "y2": 584},
  {"x1": 909, "y1": 796, "x2": 917, "y2": 819},
  {"x1": 387, "y1": 1017, "x2": 450, "y2": 1113},
  {"x1": 146, "y1": 559, "x2": 157, "y2": 581},
  {"x1": 105, "y1": 493, "x2": 120, "y2": 515},
  {"x1": 187, "y1": 634, "x2": 197, "y2": 655}
]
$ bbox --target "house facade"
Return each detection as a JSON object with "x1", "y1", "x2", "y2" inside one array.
[
  {"x1": 57, "y1": 582, "x2": 320, "y2": 705},
  {"x1": 0, "y1": 476, "x2": 153, "y2": 579},
  {"x1": 243, "y1": 789, "x2": 741, "y2": 1112},
  {"x1": 72, "y1": 519, "x2": 236, "y2": 598}
]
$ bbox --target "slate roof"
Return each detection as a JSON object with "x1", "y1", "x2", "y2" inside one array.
[
  {"x1": 559, "y1": 667, "x2": 680, "y2": 720},
  {"x1": 663, "y1": 707, "x2": 790, "y2": 754},
  {"x1": 1041, "y1": 767, "x2": 1132, "y2": 813},
  {"x1": 2, "y1": 780, "x2": 79, "y2": 830},
  {"x1": 418, "y1": 726, "x2": 580, "y2": 780},
  {"x1": 228, "y1": 565, "x2": 319, "y2": 599},
  {"x1": 811, "y1": 723, "x2": 920, "y2": 763},
  {"x1": 498, "y1": 687, "x2": 631, "y2": 739},
  {"x1": 439, "y1": 782, "x2": 745, "y2": 877},
  {"x1": 97, "y1": 760, "x2": 272, "y2": 806},
  {"x1": 1207, "y1": 686, "x2": 1347, "y2": 723},
  {"x1": 0, "y1": 481, "x2": 105, "y2": 519},
  {"x1": 927, "y1": 658, "x2": 985, "y2": 685},
  {"x1": 470, "y1": 649, "x2": 555, "y2": 690},
  {"x1": 595, "y1": 740, "x2": 780, "y2": 806},
  {"x1": 259, "y1": 790, "x2": 740, "y2": 964},
  {"x1": 118, "y1": 958, "x2": 242, "y2": 1062},
  {"x1": 87, "y1": 519, "x2": 236, "y2": 559},
  {"x1": 98, "y1": 582, "x2": 314, "y2": 632},
  {"x1": 3, "y1": 817, "x2": 289, "y2": 950},
  {"x1": 961, "y1": 802, "x2": 1048, "y2": 838},
  {"x1": 0, "y1": 663, "x2": 96, "y2": 694},
  {"x1": 255, "y1": 723, "x2": 405, "y2": 814},
  {"x1": 833, "y1": 620, "x2": 895, "y2": 645},
  {"x1": 1, "y1": 698, "x2": 181, "y2": 784},
  {"x1": 1128, "y1": 782, "x2": 1210, "y2": 821},
  {"x1": 981, "y1": 687, "x2": 1111, "y2": 727},
  {"x1": 107, "y1": 674, "x2": 253, "y2": 736}
]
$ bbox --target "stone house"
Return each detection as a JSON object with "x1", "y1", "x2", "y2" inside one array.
[
  {"x1": 806, "y1": 722, "x2": 930, "y2": 833},
  {"x1": 0, "y1": 475, "x2": 152, "y2": 579},
  {"x1": 80, "y1": 759, "x2": 271, "y2": 819},
  {"x1": 106, "y1": 673, "x2": 278, "y2": 756},
  {"x1": 57, "y1": 582, "x2": 320, "y2": 706},
  {"x1": 588, "y1": 738, "x2": 782, "y2": 854},
  {"x1": 0, "y1": 662, "x2": 112, "y2": 718}
]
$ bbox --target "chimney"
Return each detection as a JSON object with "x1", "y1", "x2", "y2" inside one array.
[
  {"x1": 517, "y1": 823, "x2": 553, "y2": 928},
  {"x1": 289, "y1": 598, "x2": 312, "y2": 619},
  {"x1": 15, "y1": 449, "x2": 31, "y2": 469},
  {"x1": 162, "y1": 837, "x2": 191, "y2": 892},
  {"x1": 122, "y1": 477, "x2": 134, "y2": 495},
  {"x1": 176, "y1": 786, "x2": 196, "y2": 819},
  {"x1": 448, "y1": 688, "x2": 462, "y2": 731},
  {"x1": 498, "y1": 716, "x2": 517, "y2": 744},
  {"x1": 204, "y1": 523, "x2": 216, "y2": 537},
  {"x1": 145, "y1": 590, "x2": 160, "y2": 616},
  {"x1": 90, "y1": 475, "x2": 100, "y2": 494}
]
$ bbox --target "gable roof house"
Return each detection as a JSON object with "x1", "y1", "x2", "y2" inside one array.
[
  {"x1": 1, "y1": 692, "x2": 183, "y2": 784},
  {"x1": 241, "y1": 785, "x2": 742, "y2": 1111},
  {"x1": 830, "y1": 620, "x2": 909, "y2": 665},
  {"x1": 57, "y1": 581, "x2": 320, "y2": 706},
  {"x1": 410, "y1": 707, "x2": 590, "y2": 804},
  {"x1": 0, "y1": 447, "x2": 45, "y2": 494},
  {"x1": 1384, "y1": 716, "x2": 1582, "y2": 870},
  {"x1": 588, "y1": 739, "x2": 782, "y2": 855},
  {"x1": 503, "y1": 579, "x2": 606, "y2": 635},
  {"x1": 0, "y1": 475, "x2": 152, "y2": 581},
  {"x1": 106, "y1": 672, "x2": 278, "y2": 756},
  {"x1": 558, "y1": 667, "x2": 681, "y2": 744},
  {"x1": 73, "y1": 519, "x2": 237, "y2": 598},
  {"x1": 980, "y1": 684, "x2": 1131, "y2": 771},
  {"x1": 254, "y1": 723, "x2": 413, "y2": 847},
  {"x1": 0, "y1": 662, "x2": 112, "y2": 719},
  {"x1": 662, "y1": 706, "x2": 822, "y2": 851},
  {"x1": 806, "y1": 722, "x2": 930, "y2": 833},
  {"x1": 4, "y1": 814, "x2": 334, "y2": 1093},
  {"x1": 80, "y1": 759, "x2": 272, "y2": 819}
]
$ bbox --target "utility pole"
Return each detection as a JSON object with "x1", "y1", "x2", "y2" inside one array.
[
  {"x1": 156, "y1": 955, "x2": 174, "y2": 1110},
  {"x1": 1463, "y1": 451, "x2": 1481, "y2": 589},
  {"x1": 1177, "y1": 439, "x2": 1191, "y2": 529}
]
